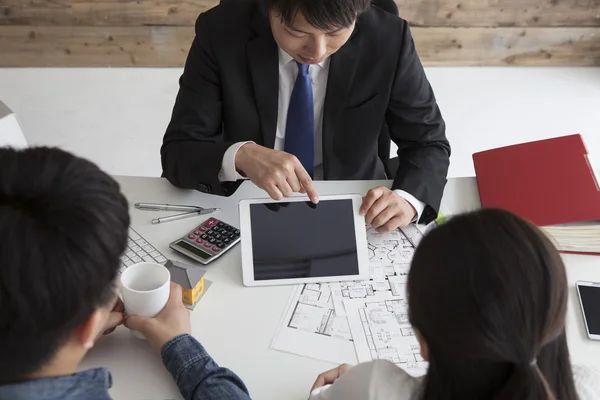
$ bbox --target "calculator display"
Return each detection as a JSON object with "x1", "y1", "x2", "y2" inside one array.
[
  {"x1": 249, "y1": 199, "x2": 359, "y2": 280},
  {"x1": 174, "y1": 240, "x2": 211, "y2": 260}
]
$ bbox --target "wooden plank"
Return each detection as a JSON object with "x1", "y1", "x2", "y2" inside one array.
[
  {"x1": 396, "y1": 0, "x2": 600, "y2": 27},
  {"x1": 0, "y1": 26, "x2": 599, "y2": 67},
  {"x1": 1, "y1": 0, "x2": 600, "y2": 27},
  {"x1": 413, "y1": 27, "x2": 600, "y2": 66},
  {"x1": 0, "y1": 0, "x2": 217, "y2": 26},
  {"x1": 0, "y1": 26, "x2": 195, "y2": 67}
]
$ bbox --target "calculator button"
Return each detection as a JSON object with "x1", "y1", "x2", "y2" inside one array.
[
  {"x1": 193, "y1": 230, "x2": 201, "y2": 235},
  {"x1": 220, "y1": 229, "x2": 228, "y2": 235},
  {"x1": 204, "y1": 218, "x2": 218, "y2": 228},
  {"x1": 215, "y1": 234, "x2": 222, "y2": 239},
  {"x1": 199, "y1": 226, "x2": 207, "y2": 232},
  {"x1": 188, "y1": 234, "x2": 196, "y2": 240},
  {"x1": 204, "y1": 242, "x2": 212, "y2": 248},
  {"x1": 234, "y1": 229, "x2": 240, "y2": 235},
  {"x1": 217, "y1": 242, "x2": 226, "y2": 249},
  {"x1": 212, "y1": 246, "x2": 221, "y2": 252},
  {"x1": 196, "y1": 238, "x2": 204, "y2": 244},
  {"x1": 217, "y1": 222, "x2": 225, "y2": 227},
  {"x1": 201, "y1": 234, "x2": 208, "y2": 240},
  {"x1": 224, "y1": 238, "x2": 230, "y2": 244},
  {"x1": 207, "y1": 229, "x2": 214, "y2": 235},
  {"x1": 224, "y1": 226, "x2": 232, "y2": 231},
  {"x1": 209, "y1": 238, "x2": 216, "y2": 244}
]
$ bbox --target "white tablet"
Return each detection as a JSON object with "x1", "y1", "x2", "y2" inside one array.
[{"x1": 239, "y1": 194, "x2": 369, "y2": 287}]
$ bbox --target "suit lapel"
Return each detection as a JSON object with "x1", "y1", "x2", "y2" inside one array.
[
  {"x1": 247, "y1": 11, "x2": 279, "y2": 149},
  {"x1": 322, "y1": 33, "x2": 360, "y2": 178}
]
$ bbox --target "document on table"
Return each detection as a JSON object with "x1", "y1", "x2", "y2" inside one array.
[
  {"x1": 270, "y1": 225, "x2": 425, "y2": 367},
  {"x1": 344, "y1": 293, "x2": 428, "y2": 377}
]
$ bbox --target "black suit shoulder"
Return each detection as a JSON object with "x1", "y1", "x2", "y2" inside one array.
[
  {"x1": 196, "y1": 0, "x2": 260, "y2": 38},
  {"x1": 355, "y1": 6, "x2": 410, "y2": 56}
]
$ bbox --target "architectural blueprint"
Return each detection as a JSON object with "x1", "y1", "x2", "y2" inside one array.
[
  {"x1": 344, "y1": 293, "x2": 428, "y2": 377},
  {"x1": 270, "y1": 283, "x2": 357, "y2": 364},
  {"x1": 270, "y1": 225, "x2": 425, "y2": 366}
]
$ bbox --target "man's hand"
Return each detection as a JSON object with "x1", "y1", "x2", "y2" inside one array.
[
  {"x1": 235, "y1": 143, "x2": 319, "y2": 203},
  {"x1": 310, "y1": 364, "x2": 352, "y2": 393},
  {"x1": 99, "y1": 298, "x2": 125, "y2": 338},
  {"x1": 360, "y1": 187, "x2": 416, "y2": 232},
  {"x1": 124, "y1": 283, "x2": 191, "y2": 352}
]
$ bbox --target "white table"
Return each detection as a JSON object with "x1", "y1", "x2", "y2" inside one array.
[{"x1": 79, "y1": 176, "x2": 600, "y2": 400}]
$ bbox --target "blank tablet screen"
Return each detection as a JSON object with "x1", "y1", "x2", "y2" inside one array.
[{"x1": 249, "y1": 199, "x2": 359, "y2": 281}]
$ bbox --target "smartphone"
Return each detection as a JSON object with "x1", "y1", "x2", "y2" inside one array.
[{"x1": 576, "y1": 281, "x2": 600, "y2": 341}]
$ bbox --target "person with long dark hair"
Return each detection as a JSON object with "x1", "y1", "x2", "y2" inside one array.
[{"x1": 310, "y1": 209, "x2": 600, "y2": 400}]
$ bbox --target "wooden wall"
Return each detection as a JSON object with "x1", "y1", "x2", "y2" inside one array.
[{"x1": 1, "y1": 0, "x2": 599, "y2": 67}]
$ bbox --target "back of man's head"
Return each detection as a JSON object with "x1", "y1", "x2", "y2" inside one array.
[
  {"x1": 0, "y1": 147, "x2": 129, "y2": 384},
  {"x1": 261, "y1": 0, "x2": 371, "y2": 31}
]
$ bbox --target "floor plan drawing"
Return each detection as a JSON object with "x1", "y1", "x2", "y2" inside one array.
[
  {"x1": 331, "y1": 225, "x2": 421, "y2": 316},
  {"x1": 287, "y1": 283, "x2": 353, "y2": 341},
  {"x1": 270, "y1": 283, "x2": 358, "y2": 365},
  {"x1": 271, "y1": 225, "x2": 425, "y2": 366},
  {"x1": 344, "y1": 295, "x2": 428, "y2": 377}
]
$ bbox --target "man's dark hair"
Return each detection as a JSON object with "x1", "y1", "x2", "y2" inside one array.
[
  {"x1": 0, "y1": 147, "x2": 130, "y2": 384},
  {"x1": 261, "y1": 0, "x2": 371, "y2": 31}
]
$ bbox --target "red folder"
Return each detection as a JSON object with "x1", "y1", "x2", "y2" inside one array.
[{"x1": 472, "y1": 134, "x2": 600, "y2": 227}]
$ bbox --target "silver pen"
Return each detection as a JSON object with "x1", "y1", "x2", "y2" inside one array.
[
  {"x1": 151, "y1": 208, "x2": 220, "y2": 224},
  {"x1": 135, "y1": 203, "x2": 201, "y2": 212}
]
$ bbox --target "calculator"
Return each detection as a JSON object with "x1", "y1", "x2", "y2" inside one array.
[{"x1": 169, "y1": 217, "x2": 241, "y2": 265}]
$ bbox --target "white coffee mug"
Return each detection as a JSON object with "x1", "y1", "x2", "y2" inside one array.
[{"x1": 120, "y1": 262, "x2": 170, "y2": 339}]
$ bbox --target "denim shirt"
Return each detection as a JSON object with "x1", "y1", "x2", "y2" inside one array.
[{"x1": 0, "y1": 334, "x2": 251, "y2": 400}]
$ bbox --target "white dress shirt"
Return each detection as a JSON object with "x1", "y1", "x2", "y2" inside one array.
[
  {"x1": 310, "y1": 361, "x2": 600, "y2": 400},
  {"x1": 218, "y1": 48, "x2": 425, "y2": 221}
]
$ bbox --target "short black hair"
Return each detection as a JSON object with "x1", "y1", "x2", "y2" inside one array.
[
  {"x1": 261, "y1": 0, "x2": 370, "y2": 31},
  {"x1": 0, "y1": 147, "x2": 130, "y2": 384}
]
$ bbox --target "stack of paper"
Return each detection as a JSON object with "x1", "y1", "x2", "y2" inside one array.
[{"x1": 542, "y1": 222, "x2": 600, "y2": 254}]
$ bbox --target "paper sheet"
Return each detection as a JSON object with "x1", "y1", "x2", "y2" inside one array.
[
  {"x1": 344, "y1": 294, "x2": 428, "y2": 377},
  {"x1": 271, "y1": 225, "x2": 425, "y2": 366},
  {"x1": 270, "y1": 283, "x2": 358, "y2": 365}
]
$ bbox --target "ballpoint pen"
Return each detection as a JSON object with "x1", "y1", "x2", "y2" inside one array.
[
  {"x1": 135, "y1": 203, "x2": 202, "y2": 212},
  {"x1": 151, "y1": 208, "x2": 220, "y2": 224}
]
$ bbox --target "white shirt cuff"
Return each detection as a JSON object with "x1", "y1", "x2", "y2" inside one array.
[
  {"x1": 394, "y1": 189, "x2": 426, "y2": 223},
  {"x1": 218, "y1": 141, "x2": 254, "y2": 182}
]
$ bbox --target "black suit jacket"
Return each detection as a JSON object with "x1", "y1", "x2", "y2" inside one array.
[{"x1": 161, "y1": 0, "x2": 450, "y2": 223}]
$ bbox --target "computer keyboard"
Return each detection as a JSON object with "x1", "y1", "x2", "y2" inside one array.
[{"x1": 120, "y1": 227, "x2": 167, "y2": 273}]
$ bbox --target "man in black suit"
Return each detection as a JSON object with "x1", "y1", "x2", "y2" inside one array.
[{"x1": 162, "y1": 0, "x2": 450, "y2": 230}]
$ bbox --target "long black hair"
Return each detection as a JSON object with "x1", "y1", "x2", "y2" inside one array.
[{"x1": 408, "y1": 209, "x2": 579, "y2": 400}]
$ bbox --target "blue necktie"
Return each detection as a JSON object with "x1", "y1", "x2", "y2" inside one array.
[{"x1": 285, "y1": 62, "x2": 314, "y2": 177}]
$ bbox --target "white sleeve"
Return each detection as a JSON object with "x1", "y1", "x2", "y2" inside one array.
[
  {"x1": 394, "y1": 189, "x2": 426, "y2": 223},
  {"x1": 310, "y1": 363, "x2": 373, "y2": 400},
  {"x1": 573, "y1": 365, "x2": 600, "y2": 400},
  {"x1": 218, "y1": 141, "x2": 254, "y2": 182},
  {"x1": 310, "y1": 361, "x2": 421, "y2": 400}
]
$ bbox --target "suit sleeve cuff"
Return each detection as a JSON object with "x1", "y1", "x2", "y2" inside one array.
[
  {"x1": 218, "y1": 141, "x2": 254, "y2": 182},
  {"x1": 394, "y1": 189, "x2": 426, "y2": 223}
]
